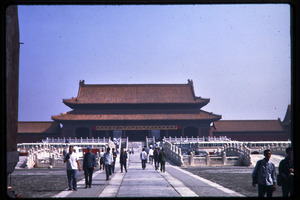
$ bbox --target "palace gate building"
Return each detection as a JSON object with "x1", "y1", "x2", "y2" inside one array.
[{"x1": 51, "y1": 80, "x2": 222, "y2": 141}]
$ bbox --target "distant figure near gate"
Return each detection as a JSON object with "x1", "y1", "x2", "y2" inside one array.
[
  {"x1": 140, "y1": 148, "x2": 147, "y2": 170},
  {"x1": 159, "y1": 147, "x2": 167, "y2": 173},
  {"x1": 153, "y1": 147, "x2": 160, "y2": 170},
  {"x1": 120, "y1": 147, "x2": 128, "y2": 173},
  {"x1": 149, "y1": 146, "x2": 154, "y2": 164},
  {"x1": 112, "y1": 148, "x2": 117, "y2": 173},
  {"x1": 99, "y1": 149, "x2": 105, "y2": 170}
]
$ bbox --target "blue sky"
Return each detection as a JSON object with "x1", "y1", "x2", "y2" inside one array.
[{"x1": 17, "y1": 4, "x2": 291, "y2": 121}]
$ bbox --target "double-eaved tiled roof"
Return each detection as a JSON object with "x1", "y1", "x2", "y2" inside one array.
[
  {"x1": 63, "y1": 80, "x2": 209, "y2": 107},
  {"x1": 52, "y1": 80, "x2": 221, "y2": 122}
]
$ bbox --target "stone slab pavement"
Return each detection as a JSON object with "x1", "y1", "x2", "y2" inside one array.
[{"x1": 53, "y1": 148, "x2": 244, "y2": 198}]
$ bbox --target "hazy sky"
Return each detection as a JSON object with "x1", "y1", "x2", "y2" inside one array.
[{"x1": 17, "y1": 4, "x2": 291, "y2": 121}]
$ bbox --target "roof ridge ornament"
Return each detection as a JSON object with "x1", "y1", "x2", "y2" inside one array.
[
  {"x1": 79, "y1": 80, "x2": 85, "y2": 86},
  {"x1": 187, "y1": 79, "x2": 193, "y2": 85}
]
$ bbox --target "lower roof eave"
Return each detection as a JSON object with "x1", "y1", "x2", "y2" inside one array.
[{"x1": 51, "y1": 118, "x2": 221, "y2": 123}]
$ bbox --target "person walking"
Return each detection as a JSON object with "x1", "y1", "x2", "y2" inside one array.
[
  {"x1": 252, "y1": 149, "x2": 277, "y2": 197},
  {"x1": 153, "y1": 146, "x2": 160, "y2": 170},
  {"x1": 99, "y1": 148, "x2": 105, "y2": 170},
  {"x1": 112, "y1": 148, "x2": 117, "y2": 173},
  {"x1": 146, "y1": 145, "x2": 150, "y2": 160},
  {"x1": 159, "y1": 147, "x2": 167, "y2": 173},
  {"x1": 64, "y1": 145, "x2": 81, "y2": 191},
  {"x1": 103, "y1": 147, "x2": 114, "y2": 181},
  {"x1": 129, "y1": 147, "x2": 132, "y2": 154},
  {"x1": 83, "y1": 147, "x2": 96, "y2": 188},
  {"x1": 120, "y1": 147, "x2": 128, "y2": 173},
  {"x1": 278, "y1": 147, "x2": 294, "y2": 197},
  {"x1": 140, "y1": 148, "x2": 147, "y2": 169},
  {"x1": 149, "y1": 146, "x2": 154, "y2": 164}
]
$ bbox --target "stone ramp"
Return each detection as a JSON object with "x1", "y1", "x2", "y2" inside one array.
[
  {"x1": 128, "y1": 141, "x2": 144, "y2": 149},
  {"x1": 115, "y1": 151, "x2": 181, "y2": 197},
  {"x1": 15, "y1": 156, "x2": 27, "y2": 169}
]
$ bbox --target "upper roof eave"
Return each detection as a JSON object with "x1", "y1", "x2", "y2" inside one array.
[{"x1": 63, "y1": 80, "x2": 211, "y2": 106}]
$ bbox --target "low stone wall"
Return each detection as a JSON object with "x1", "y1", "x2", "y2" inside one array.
[
  {"x1": 162, "y1": 139, "x2": 277, "y2": 167},
  {"x1": 165, "y1": 142, "x2": 247, "y2": 166},
  {"x1": 182, "y1": 153, "x2": 240, "y2": 166},
  {"x1": 261, "y1": 145, "x2": 288, "y2": 156},
  {"x1": 163, "y1": 141, "x2": 184, "y2": 166}
]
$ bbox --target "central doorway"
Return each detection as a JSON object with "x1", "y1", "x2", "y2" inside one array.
[{"x1": 126, "y1": 130, "x2": 148, "y2": 141}]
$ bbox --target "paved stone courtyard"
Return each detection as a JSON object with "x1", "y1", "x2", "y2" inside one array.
[{"x1": 9, "y1": 155, "x2": 283, "y2": 198}]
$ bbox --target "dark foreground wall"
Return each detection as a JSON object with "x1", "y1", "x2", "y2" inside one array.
[{"x1": 6, "y1": 5, "x2": 20, "y2": 176}]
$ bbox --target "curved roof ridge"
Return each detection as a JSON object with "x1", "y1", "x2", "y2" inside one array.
[{"x1": 63, "y1": 80, "x2": 210, "y2": 106}]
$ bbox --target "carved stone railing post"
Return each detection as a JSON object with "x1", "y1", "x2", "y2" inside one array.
[{"x1": 222, "y1": 151, "x2": 227, "y2": 165}]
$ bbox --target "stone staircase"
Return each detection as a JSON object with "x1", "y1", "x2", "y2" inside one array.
[{"x1": 128, "y1": 142, "x2": 144, "y2": 150}]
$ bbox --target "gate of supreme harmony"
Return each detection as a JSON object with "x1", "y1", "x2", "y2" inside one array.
[{"x1": 51, "y1": 80, "x2": 221, "y2": 141}]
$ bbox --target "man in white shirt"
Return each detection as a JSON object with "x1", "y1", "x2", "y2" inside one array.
[
  {"x1": 103, "y1": 147, "x2": 114, "y2": 181},
  {"x1": 64, "y1": 145, "x2": 81, "y2": 190},
  {"x1": 149, "y1": 147, "x2": 154, "y2": 164},
  {"x1": 140, "y1": 148, "x2": 147, "y2": 169}
]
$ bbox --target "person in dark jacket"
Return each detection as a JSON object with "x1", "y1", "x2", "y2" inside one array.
[
  {"x1": 153, "y1": 146, "x2": 160, "y2": 170},
  {"x1": 83, "y1": 147, "x2": 96, "y2": 188},
  {"x1": 159, "y1": 147, "x2": 167, "y2": 173},
  {"x1": 112, "y1": 148, "x2": 117, "y2": 173},
  {"x1": 99, "y1": 148, "x2": 105, "y2": 170},
  {"x1": 252, "y1": 149, "x2": 277, "y2": 197},
  {"x1": 119, "y1": 147, "x2": 128, "y2": 173},
  {"x1": 278, "y1": 147, "x2": 294, "y2": 197}
]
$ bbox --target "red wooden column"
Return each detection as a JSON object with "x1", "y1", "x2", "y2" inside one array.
[
  {"x1": 198, "y1": 127, "x2": 201, "y2": 137},
  {"x1": 105, "y1": 131, "x2": 108, "y2": 138},
  {"x1": 89, "y1": 128, "x2": 92, "y2": 138},
  {"x1": 123, "y1": 130, "x2": 126, "y2": 138},
  {"x1": 72, "y1": 129, "x2": 76, "y2": 138}
]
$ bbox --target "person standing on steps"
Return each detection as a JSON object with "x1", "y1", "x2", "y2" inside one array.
[
  {"x1": 64, "y1": 145, "x2": 81, "y2": 191},
  {"x1": 83, "y1": 147, "x2": 96, "y2": 188},
  {"x1": 140, "y1": 148, "x2": 147, "y2": 170},
  {"x1": 120, "y1": 147, "x2": 128, "y2": 173},
  {"x1": 159, "y1": 147, "x2": 167, "y2": 173},
  {"x1": 103, "y1": 147, "x2": 114, "y2": 181}
]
